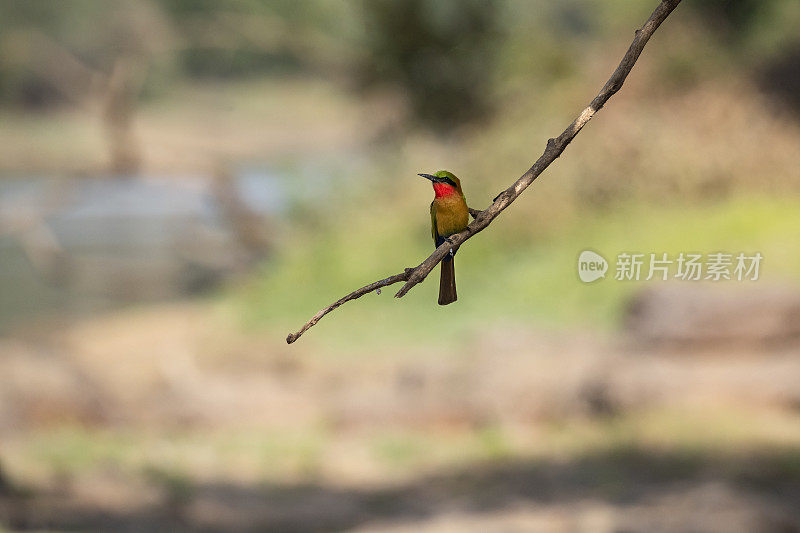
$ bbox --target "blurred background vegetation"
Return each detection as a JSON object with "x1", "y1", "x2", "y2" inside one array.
[{"x1": 1, "y1": 0, "x2": 800, "y2": 531}]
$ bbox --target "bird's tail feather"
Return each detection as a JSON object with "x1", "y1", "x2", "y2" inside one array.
[{"x1": 438, "y1": 257, "x2": 457, "y2": 305}]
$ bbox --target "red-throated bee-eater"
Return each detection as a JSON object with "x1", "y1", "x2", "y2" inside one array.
[{"x1": 418, "y1": 170, "x2": 469, "y2": 305}]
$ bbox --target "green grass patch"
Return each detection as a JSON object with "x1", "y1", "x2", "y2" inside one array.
[{"x1": 238, "y1": 193, "x2": 800, "y2": 351}]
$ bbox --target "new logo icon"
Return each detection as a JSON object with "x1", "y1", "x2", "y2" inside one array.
[{"x1": 578, "y1": 250, "x2": 608, "y2": 283}]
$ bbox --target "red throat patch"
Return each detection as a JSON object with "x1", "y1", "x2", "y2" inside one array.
[{"x1": 433, "y1": 183, "x2": 456, "y2": 198}]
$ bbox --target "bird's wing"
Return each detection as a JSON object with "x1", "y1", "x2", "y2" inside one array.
[
  {"x1": 430, "y1": 201, "x2": 441, "y2": 246},
  {"x1": 431, "y1": 202, "x2": 446, "y2": 247}
]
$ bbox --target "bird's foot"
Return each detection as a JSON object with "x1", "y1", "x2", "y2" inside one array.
[{"x1": 444, "y1": 238, "x2": 457, "y2": 257}]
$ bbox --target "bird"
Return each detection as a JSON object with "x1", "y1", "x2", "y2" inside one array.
[{"x1": 418, "y1": 170, "x2": 469, "y2": 305}]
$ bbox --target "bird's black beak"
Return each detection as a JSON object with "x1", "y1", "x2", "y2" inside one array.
[{"x1": 418, "y1": 173, "x2": 438, "y2": 182}]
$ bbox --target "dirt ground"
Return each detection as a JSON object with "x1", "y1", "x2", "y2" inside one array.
[
  {"x1": 1, "y1": 302, "x2": 799, "y2": 532},
  {"x1": 3, "y1": 450, "x2": 799, "y2": 532}
]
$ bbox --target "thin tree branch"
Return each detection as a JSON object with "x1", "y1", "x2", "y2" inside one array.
[
  {"x1": 286, "y1": 269, "x2": 415, "y2": 344},
  {"x1": 287, "y1": 0, "x2": 682, "y2": 344}
]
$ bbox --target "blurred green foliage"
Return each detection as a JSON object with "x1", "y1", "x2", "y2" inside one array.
[
  {"x1": 690, "y1": 0, "x2": 762, "y2": 37},
  {"x1": 2, "y1": 0, "x2": 799, "y2": 344},
  {"x1": 358, "y1": 0, "x2": 501, "y2": 131},
  {"x1": 2, "y1": 0, "x2": 799, "y2": 121}
]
